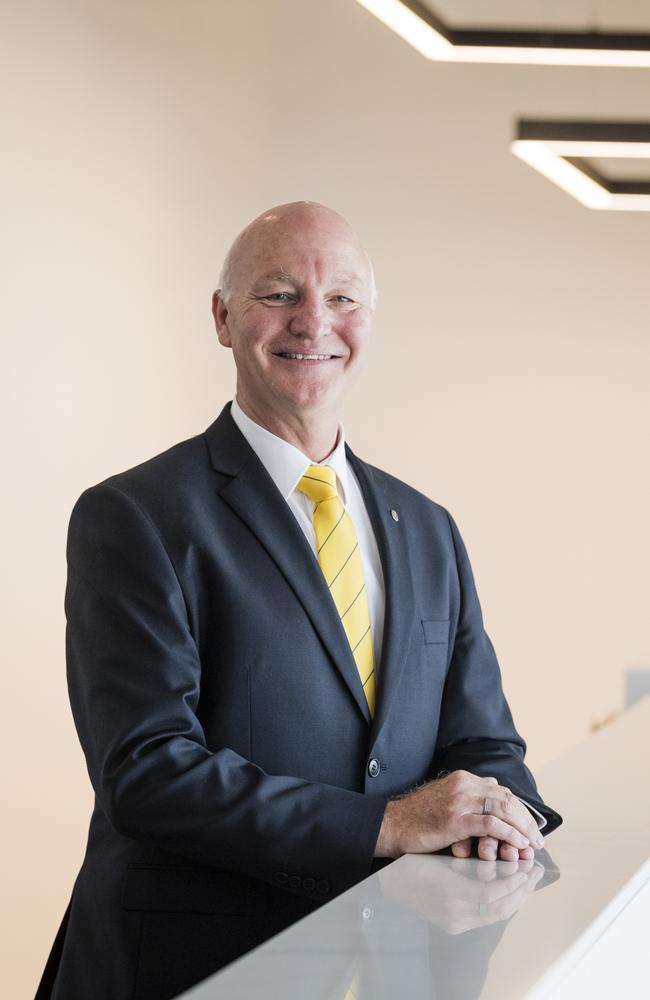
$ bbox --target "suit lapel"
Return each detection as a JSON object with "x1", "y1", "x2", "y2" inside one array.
[
  {"x1": 204, "y1": 402, "x2": 373, "y2": 724},
  {"x1": 345, "y1": 446, "x2": 416, "y2": 747}
]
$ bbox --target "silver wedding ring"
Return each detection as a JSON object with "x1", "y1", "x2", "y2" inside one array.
[{"x1": 482, "y1": 796, "x2": 492, "y2": 816}]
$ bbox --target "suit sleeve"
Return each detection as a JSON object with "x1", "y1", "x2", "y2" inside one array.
[
  {"x1": 432, "y1": 511, "x2": 563, "y2": 835},
  {"x1": 65, "y1": 483, "x2": 388, "y2": 901}
]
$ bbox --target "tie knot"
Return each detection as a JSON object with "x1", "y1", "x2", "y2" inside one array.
[{"x1": 296, "y1": 464, "x2": 340, "y2": 504}]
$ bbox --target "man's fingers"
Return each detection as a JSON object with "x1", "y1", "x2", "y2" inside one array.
[
  {"x1": 515, "y1": 845, "x2": 535, "y2": 862},
  {"x1": 479, "y1": 836, "x2": 535, "y2": 862},
  {"x1": 477, "y1": 836, "x2": 498, "y2": 861},
  {"x1": 448, "y1": 772, "x2": 543, "y2": 848},
  {"x1": 498, "y1": 842, "x2": 522, "y2": 862},
  {"x1": 462, "y1": 813, "x2": 531, "y2": 850},
  {"x1": 475, "y1": 790, "x2": 543, "y2": 848},
  {"x1": 452, "y1": 836, "x2": 536, "y2": 863},
  {"x1": 451, "y1": 838, "x2": 472, "y2": 858}
]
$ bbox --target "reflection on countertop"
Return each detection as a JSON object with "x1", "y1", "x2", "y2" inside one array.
[
  {"x1": 180, "y1": 697, "x2": 650, "y2": 1000},
  {"x1": 180, "y1": 851, "x2": 559, "y2": 1000}
]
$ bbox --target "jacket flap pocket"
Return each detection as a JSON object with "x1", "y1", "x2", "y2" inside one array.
[
  {"x1": 121, "y1": 864, "x2": 269, "y2": 916},
  {"x1": 421, "y1": 619, "x2": 450, "y2": 644}
]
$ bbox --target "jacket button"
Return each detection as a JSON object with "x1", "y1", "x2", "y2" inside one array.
[
  {"x1": 368, "y1": 758, "x2": 381, "y2": 778},
  {"x1": 302, "y1": 877, "x2": 316, "y2": 891},
  {"x1": 275, "y1": 872, "x2": 288, "y2": 885},
  {"x1": 288, "y1": 875, "x2": 301, "y2": 889},
  {"x1": 316, "y1": 879, "x2": 331, "y2": 895}
]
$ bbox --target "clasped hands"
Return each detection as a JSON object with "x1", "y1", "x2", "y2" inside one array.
[{"x1": 374, "y1": 770, "x2": 544, "y2": 863}]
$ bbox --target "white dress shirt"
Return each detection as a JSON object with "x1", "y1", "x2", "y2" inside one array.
[
  {"x1": 228, "y1": 397, "x2": 545, "y2": 833},
  {"x1": 230, "y1": 396, "x2": 386, "y2": 674}
]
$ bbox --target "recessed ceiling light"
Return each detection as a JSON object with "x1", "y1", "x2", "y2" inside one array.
[
  {"x1": 355, "y1": 0, "x2": 650, "y2": 68},
  {"x1": 511, "y1": 121, "x2": 650, "y2": 211}
]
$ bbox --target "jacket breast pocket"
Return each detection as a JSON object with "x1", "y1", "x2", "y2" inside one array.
[
  {"x1": 121, "y1": 863, "x2": 270, "y2": 916},
  {"x1": 420, "y1": 618, "x2": 450, "y2": 645}
]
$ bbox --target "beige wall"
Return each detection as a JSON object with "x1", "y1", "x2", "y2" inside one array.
[{"x1": 3, "y1": 1, "x2": 649, "y2": 995}]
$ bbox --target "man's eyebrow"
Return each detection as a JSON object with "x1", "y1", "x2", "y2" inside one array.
[{"x1": 249, "y1": 270, "x2": 366, "y2": 297}]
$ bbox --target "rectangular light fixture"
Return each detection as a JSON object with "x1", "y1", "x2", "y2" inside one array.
[
  {"x1": 511, "y1": 121, "x2": 650, "y2": 210},
  {"x1": 355, "y1": 0, "x2": 650, "y2": 67}
]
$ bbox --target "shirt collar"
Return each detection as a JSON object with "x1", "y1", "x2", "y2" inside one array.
[{"x1": 230, "y1": 396, "x2": 350, "y2": 505}]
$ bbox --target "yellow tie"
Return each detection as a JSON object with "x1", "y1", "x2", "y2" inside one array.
[{"x1": 296, "y1": 464, "x2": 376, "y2": 718}]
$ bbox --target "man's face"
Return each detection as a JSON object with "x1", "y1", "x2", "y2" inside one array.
[{"x1": 212, "y1": 208, "x2": 374, "y2": 423}]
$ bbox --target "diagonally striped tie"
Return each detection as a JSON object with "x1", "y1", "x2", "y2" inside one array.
[{"x1": 296, "y1": 464, "x2": 376, "y2": 718}]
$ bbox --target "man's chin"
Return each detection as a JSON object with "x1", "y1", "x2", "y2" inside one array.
[{"x1": 268, "y1": 372, "x2": 343, "y2": 407}]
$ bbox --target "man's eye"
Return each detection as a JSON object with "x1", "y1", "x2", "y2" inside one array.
[
  {"x1": 263, "y1": 292, "x2": 292, "y2": 302},
  {"x1": 332, "y1": 295, "x2": 353, "y2": 303}
]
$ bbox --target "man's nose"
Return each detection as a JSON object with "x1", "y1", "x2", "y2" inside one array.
[{"x1": 287, "y1": 297, "x2": 330, "y2": 341}]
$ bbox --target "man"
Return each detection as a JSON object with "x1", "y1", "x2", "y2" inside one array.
[{"x1": 36, "y1": 201, "x2": 561, "y2": 1000}]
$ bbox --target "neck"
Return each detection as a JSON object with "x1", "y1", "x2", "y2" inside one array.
[{"x1": 235, "y1": 392, "x2": 340, "y2": 463}]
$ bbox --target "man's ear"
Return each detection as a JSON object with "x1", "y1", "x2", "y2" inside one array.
[{"x1": 212, "y1": 290, "x2": 231, "y2": 347}]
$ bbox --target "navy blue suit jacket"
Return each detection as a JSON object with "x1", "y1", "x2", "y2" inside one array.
[{"x1": 36, "y1": 400, "x2": 561, "y2": 1000}]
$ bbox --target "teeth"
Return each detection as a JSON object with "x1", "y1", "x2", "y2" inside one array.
[{"x1": 279, "y1": 353, "x2": 332, "y2": 360}]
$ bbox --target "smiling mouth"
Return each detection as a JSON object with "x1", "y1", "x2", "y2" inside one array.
[{"x1": 272, "y1": 352, "x2": 340, "y2": 362}]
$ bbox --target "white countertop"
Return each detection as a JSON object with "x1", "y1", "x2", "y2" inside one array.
[{"x1": 180, "y1": 697, "x2": 650, "y2": 999}]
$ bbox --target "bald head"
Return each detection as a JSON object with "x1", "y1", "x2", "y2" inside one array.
[
  {"x1": 211, "y1": 200, "x2": 376, "y2": 446},
  {"x1": 218, "y1": 201, "x2": 378, "y2": 310}
]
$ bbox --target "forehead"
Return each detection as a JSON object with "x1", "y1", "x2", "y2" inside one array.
[{"x1": 237, "y1": 218, "x2": 370, "y2": 286}]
